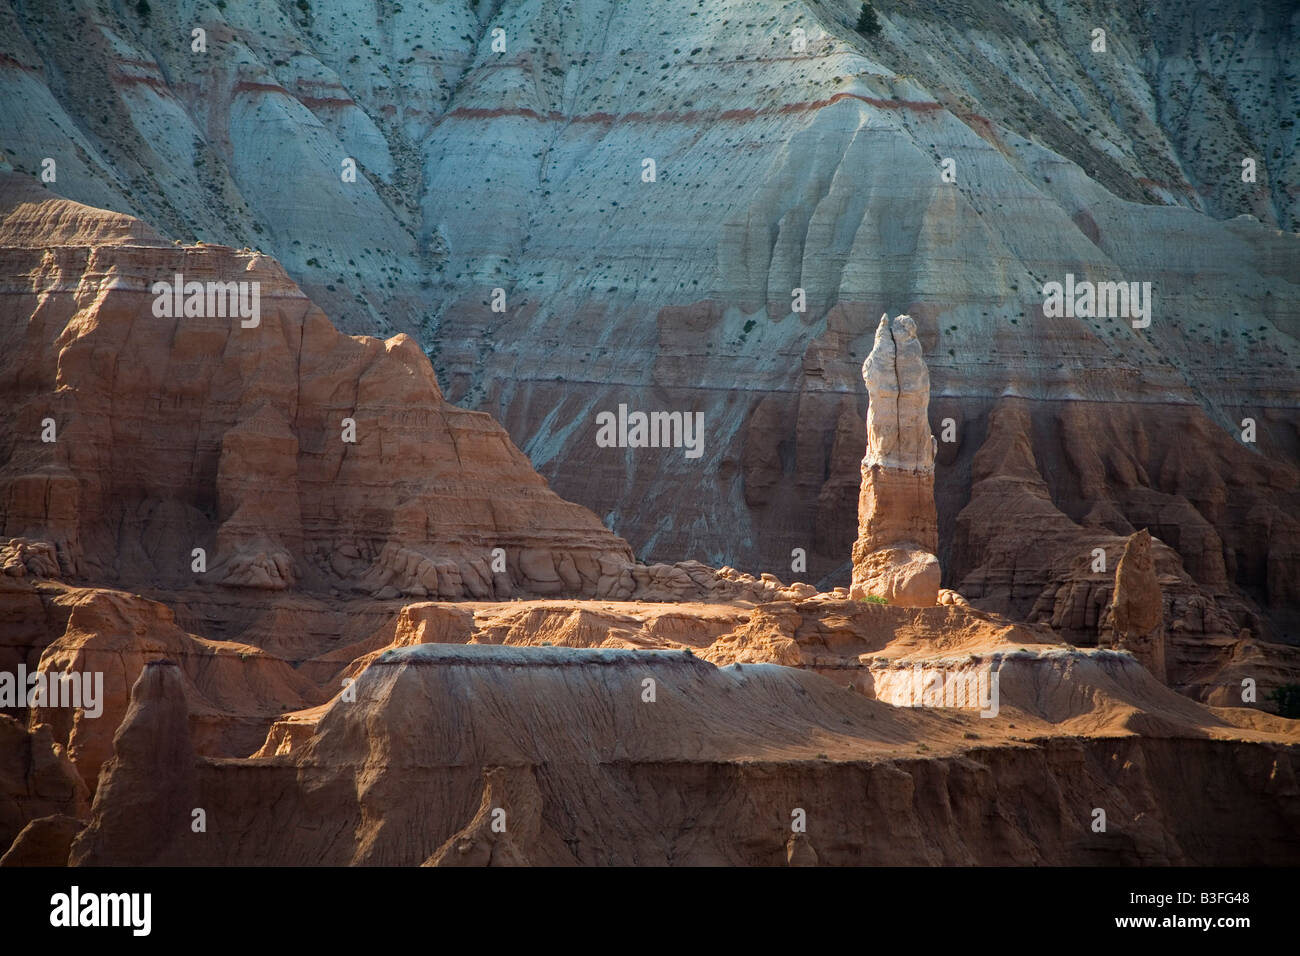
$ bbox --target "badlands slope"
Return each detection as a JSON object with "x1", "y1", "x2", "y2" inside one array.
[
  {"x1": 9, "y1": 585, "x2": 1300, "y2": 867},
  {"x1": 0, "y1": 180, "x2": 1297, "y2": 866},
  {"x1": 1, "y1": 0, "x2": 1296, "y2": 652}
]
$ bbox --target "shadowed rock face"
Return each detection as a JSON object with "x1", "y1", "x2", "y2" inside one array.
[
  {"x1": 948, "y1": 396, "x2": 1297, "y2": 687},
  {"x1": 1106, "y1": 529, "x2": 1167, "y2": 684},
  {"x1": 0, "y1": 716, "x2": 88, "y2": 855},
  {"x1": 69, "y1": 660, "x2": 196, "y2": 867},
  {"x1": 0, "y1": 814, "x2": 85, "y2": 867},
  {"x1": 851, "y1": 315, "x2": 940, "y2": 606},
  {"x1": 422, "y1": 765, "x2": 543, "y2": 867}
]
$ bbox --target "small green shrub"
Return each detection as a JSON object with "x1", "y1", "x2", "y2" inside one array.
[
  {"x1": 860, "y1": 594, "x2": 887, "y2": 605},
  {"x1": 1268, "y1": 683, "x2": 1300, "y2": 718}
]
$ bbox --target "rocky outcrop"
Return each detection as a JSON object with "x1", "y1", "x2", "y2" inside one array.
[
  {"x1": 423, "y1": 766, "x2": 546, "y2": 867},
  {"x1": 1104, "y1": 530, "x2": 1168, "y2": 683},
  {"x1": 594, "y1": 560, "x2": 816, "y2": 604},
  {"x1": 0, "y1": 538, "x2": 60, "y2": 579},
  {"x1": 0, "y1": 174, "x2": 634, "y2": 602},
  {"x1": 0, "y1": 177, "x2": 840, "y2": 612},
  {"x1": 26, "y1": 585, "x2": 320, "y2": 791},
  {"x1": 2, "y1": 572, "x2": 1295, "y2": 865},
  {"x1": 950, "y1": 397, "x2": 1294, "y2": 689},
  {"x1": 0, "y1": 716, "x2": 89, "y2": 854},
  {"x1": 850, "y1": 315, "x2": 940, "y2": 606},
  {"x1": 0, "y1": 813, "x2": 85, "y2": 867},
  {"x1": 253, "y1": 590, "x2": 1300, "y2": 755},
  {"x1": 62, "y1": 642, "x2": 1300, "y2": 866},
  {"x1": 68, "y1": 661, "x2": 197, "y2": 866}
]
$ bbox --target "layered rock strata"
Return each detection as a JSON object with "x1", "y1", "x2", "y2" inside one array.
[
  {"x1": 61, "y1": 641, "x2": 1300, "y2": 866},
  {"x1": 0, "y1": 174, "x2": 634, "y2": 601},
  {"x1": 3, "y1": 566, "x2": 1298, "y2": 865},
  {"x1": 0, "y1": 175, "x2": 842, "y2": 610},
  {"x1": 2, "y1": 0, "x2": 1297, "y2": 654}
]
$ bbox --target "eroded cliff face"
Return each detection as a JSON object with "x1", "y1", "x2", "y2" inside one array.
[
  {"x1": 3, "y1": 558, "x2": 1298, "y2": 867},
  {"x1": 951, "y1": 397, "x2": 1299, "y2": 681},
  {"x1": 0, "y1": 174, "x2": 634, "y2": 603},
  {"x1": 64, "y1": 640, "x2": 1300, "y2": 866},
  {"x1": 2, "y1": 0, "x2": 1294, "y2": 650}
]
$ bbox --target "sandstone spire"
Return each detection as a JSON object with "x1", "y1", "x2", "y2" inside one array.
[
  {"x1": 1106, "y1": 529, "x2": 1167, "y2": 683},
  {"x1": 850, "y1": 314, "x2": 940, "y2": 606}
]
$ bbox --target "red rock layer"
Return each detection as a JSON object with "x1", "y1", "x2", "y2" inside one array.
[
  {"x1": 0, "y1": 174, "x2": 634, "y2": 601},
  {"x1": 951, "y1": 397, "x2": 1299, "y2": 687}
]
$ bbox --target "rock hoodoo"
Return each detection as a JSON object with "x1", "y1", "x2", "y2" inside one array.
[
  {"x1": 850, "y1": 314, "x2": 941, "y2": 607},
  {"x1": 1104, "y1": 529, "x2": 1168, "y2": 683}
]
